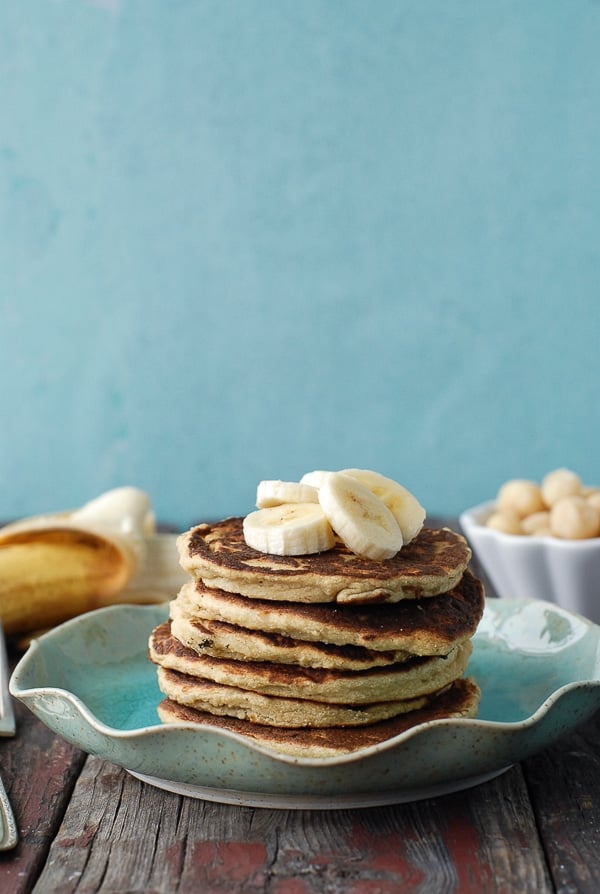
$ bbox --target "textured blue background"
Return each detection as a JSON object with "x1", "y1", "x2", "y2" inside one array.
[{"x1": 1, "y1": 1, "x2": 599, "y2": 527}]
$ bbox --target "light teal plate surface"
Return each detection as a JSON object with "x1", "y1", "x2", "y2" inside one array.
[{"x1": 10, "y1": 598, "x2": 600, "y2": 809}]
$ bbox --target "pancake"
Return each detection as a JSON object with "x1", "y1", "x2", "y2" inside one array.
[
  {"x1": 153, "y1": 502, "x2": 483, "y2": 755},
  {"x1": 156, "y1": 665, "x2": 442, "y2": 728},
  {"x1": 149, "y1": 623, "x2": 472, "y2": 705},
  {"x1": 177, "y1": 519, "x2": 471, "y2": 604},
  {"x1": 174, "y1": 569, "x2": 484, "y2": 656},
  {"x1": 169, "y1": 598, "x2": 410, "y2": 669},
  {"x1": 156, "y1": 677, "x2": 481, "y2": 757}
]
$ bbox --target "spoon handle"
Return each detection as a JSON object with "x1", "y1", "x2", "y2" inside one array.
[{"x1": 0, "y1": 773, "x2": 17, "y2": 850}]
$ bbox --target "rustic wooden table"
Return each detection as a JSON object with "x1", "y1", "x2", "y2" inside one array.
[{"x1": 1, "y1": 518, "x2": 600, "y2": 893}]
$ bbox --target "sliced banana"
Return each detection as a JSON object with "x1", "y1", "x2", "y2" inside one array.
[
  {"x1": 317, "y1": 472, "x2": 403, "y2": 561},
  {"x1": 243, "y1": 504, "x2": 336, "y2": 556},
  {"x1": 256, "y1": 480, "x2": 319, "y2": 508},
  {"x1": 300, "y1": 470, "x2": 332, "y2": 489},
  {"x1": 341, "y1": 468, "x2": 426, "y2": 544}
]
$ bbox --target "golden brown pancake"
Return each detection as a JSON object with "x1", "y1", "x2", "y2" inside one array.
[
  {"x1": 177, "y1": 519, "x2": 471, "y2": 603},
  {"x1": 149, "y1": 623, "x2": 472, "y2": 705},
  {"x1": 173, "y1": 569, "x2": 484, "y2": 656},
  {"x1": 157, "y1": 665, "x2": 442, "y2": 728},
  {"x1": 156, "y1": 677, "x2": 481, "y2": 757},
  {"x1": 169, "y1": 599, "x2": 411, "y2": 669},
  {"x1": 153, "y1": 511, "x2": 483, "y2": 756}
]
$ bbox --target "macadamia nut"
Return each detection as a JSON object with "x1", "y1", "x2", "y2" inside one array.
[
  {"x1": 541, "y1": 468, "x2": 582, "y2": 507},
  {"x1": 484, "y1": 469, "x2": 600, "y2": 539},
  {"x1": 486, "y1": 510, "x2": 524, "y2": 535},
  {"x1": 497, "y1": 479, "x2": 545, "y2": 518},
  {"x1": 550, "y1": 496, "x2": 600, "y2": 540},
  {"x1": 521, "y1": 511, "x2": 551, "y2": 536}
]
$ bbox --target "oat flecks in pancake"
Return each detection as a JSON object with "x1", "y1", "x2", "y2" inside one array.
[
  {"x1": 156, "y1": 677, "x2": 481, "y2": 757},
  {"x1": 174, "y1": 569, "x2": 485, "y2": 656},
  {"x1": 156, "y1": 665, "x2": 437, "y2": 728},
  {"x1": 177, "y1": 519, "x2": 472, "y2": 603},
  {"x1": 149, "y1": 623, "x2": 472, "y2": 705},
  {"x1": 152, "y1": 514, "x2": 483, "y2": 756},
  {"x1": 169, "y1": 607, "x2": 411, "y2": 669}
]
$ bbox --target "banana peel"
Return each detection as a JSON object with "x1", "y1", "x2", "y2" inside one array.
[
  {"x1": 0, "y1": 487, "x2": 164, "y2": 637},
  {"x1": 0, "y1": 530, "x2": 133, "y2": 635}
]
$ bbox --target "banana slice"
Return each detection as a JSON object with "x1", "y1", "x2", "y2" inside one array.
[
  {"x1": 318, "y1": 472, "x2": 403, "y2": 560},
  {"x1": 243, "y1": 504, "x2": 335, "y2": 556},
  {"x1": 300, "y1": 470, "x2": 332, "y2": 489},
  {"x1": 340, "y1": 469, "x2": 425, "y2": 544},
  {"x1": 256, "y1": 480, "x2": 319, "y2": 509}
]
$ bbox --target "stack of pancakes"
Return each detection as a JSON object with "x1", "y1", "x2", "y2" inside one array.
[{"x1": 149, "y1": 518, "x2": 484, "y2": 757}]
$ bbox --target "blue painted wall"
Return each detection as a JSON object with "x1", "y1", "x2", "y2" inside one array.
[{"x1": 1, "y1": 1, "x2": 599, "y2": 527}]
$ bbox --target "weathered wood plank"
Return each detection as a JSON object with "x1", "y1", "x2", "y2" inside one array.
[
  {"x1": 0, "y1": 686, "x2": 86, "y2": 894},
  {"x1": 524, "y1": 709, "x2": 600, "y2": 894},
  {"x1": 32, "y1": 757, "x2": 552, "y2": 893}
]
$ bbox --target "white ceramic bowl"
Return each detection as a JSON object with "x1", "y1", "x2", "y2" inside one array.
[{"x1": 460, "y1": 500, "x2": 600, "y2": 625}]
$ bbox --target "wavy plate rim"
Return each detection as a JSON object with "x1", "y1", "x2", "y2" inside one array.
[{"x1": 11, "y1": 597, "x2": 600, "y2": 804}]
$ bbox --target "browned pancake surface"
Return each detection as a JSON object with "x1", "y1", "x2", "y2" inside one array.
[
  {"x1": 149, "y1": 622, "x2": 470, "y2": 704},
  {"x1": 171, "y1": 613, "x2": 410, "y2": 668},
  {"x1": 178, "y1": 519, "x2": 471, "y2": 603},
  {"x1": 156, "y1": 677, "x2": 481, "y2": 757},
  {"x1": 182, "y1": 569, "x2": 484, "y2": 655}
]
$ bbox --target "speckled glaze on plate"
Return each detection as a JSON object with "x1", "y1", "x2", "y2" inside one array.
[{"x1": 10, "y1": 599, "x2": 600, "y2": 809}]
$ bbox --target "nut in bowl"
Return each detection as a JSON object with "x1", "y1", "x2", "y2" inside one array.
[{"x1": 460, "y1": 469, "x2": 600, "y2": 625}]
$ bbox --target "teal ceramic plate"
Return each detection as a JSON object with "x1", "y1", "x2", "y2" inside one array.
[{"x1": 10, "y1": 598, "x2": 600, "y2": 809}]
